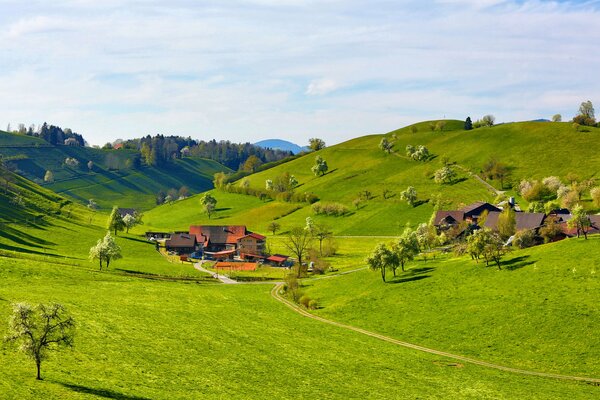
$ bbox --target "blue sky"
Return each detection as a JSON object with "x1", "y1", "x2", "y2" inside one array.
[{"x1": 1, "y1": 0, "x2": 599, "y2": 146}]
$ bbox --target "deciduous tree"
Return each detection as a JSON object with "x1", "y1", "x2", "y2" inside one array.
[
  {"x1": 107, "y1": 206, "x2": 125, "y2": 235},
  {"x1": 5, "y1": 302, "x2": 75, "y2": 380},
  {"x1": 284, "y1": 227, "x2": 313, "y2": 277},
  {"x1": 308, "y1": 138, "x2": 326, "y2": 151},
  {"x1": 400, "y1": 186, "x2": 417, "y2": 207},
  {"x1": 311, "y1": 155, "x2": 328, "y2": 176}
]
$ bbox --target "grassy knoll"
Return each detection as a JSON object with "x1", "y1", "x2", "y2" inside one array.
[
  {"x1": 303, "y1": 237, "x2": 600, "y2": 378},
  {"x1": 0, "y1": 258, "x2": 598, "y2": 399}
]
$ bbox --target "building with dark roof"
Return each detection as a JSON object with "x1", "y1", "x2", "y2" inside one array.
[{"x1": 165, "y1": 233, "x2": 198, "y2": 254}]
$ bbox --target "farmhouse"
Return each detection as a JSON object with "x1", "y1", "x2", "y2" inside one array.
[
  {"x1": 165, "y1": 233, "x2": 199, "y2": 254},
  {"x1": 189, "y1": 225, "x2": 267, "y2": 260}
]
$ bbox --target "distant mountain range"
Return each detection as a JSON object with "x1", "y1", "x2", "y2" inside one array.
[{"x1": 254, "y1": 139, "x2": 308, "y2": 154}]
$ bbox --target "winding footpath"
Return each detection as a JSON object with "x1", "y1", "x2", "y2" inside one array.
[{"x1": 270, "y1": 282, "x2": 600, "y2": 385}]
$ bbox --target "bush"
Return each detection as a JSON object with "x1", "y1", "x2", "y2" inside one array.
[
  {"x1": 591, "y1": 187, "x2": 600, "y2": 208},
  {"x1": 299, "y1": 295, "x2": 311, "y2": 308},
  {"x1": 312, "y1": 202, "x2": 349, "y2": 216},
  {"x1": 308, "y1": 299, "x2": 318, "y2": 310}
]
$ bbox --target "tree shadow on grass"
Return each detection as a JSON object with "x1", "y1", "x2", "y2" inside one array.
[
  {"x1": 502, "y1": 255, "x2": 536, "y2": 271},
  {"x1": 413, "y1": 199, "x2": 430, "y2": 207},
  {"x1": 449, "y1": 177, "x2": 468, "y2": 185},
  {"x1": 388, "y1": 267, "x2": 435, "y2": 284},
  {"x1": 120, "y1": 236, "x2": 149, "y2": 244},
  {"x1": 57, "y1": 382, "x2": 151, "y2": 400}
]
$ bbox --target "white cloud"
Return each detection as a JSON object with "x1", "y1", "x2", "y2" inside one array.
[
  {"x1": 0, "y1": 1, "x2": 599, "y2": 145},
  {"x1": 305, "y1": 79, "x2": 340, "y2": 96}
]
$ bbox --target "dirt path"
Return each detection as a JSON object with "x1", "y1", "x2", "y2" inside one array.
[{"x1": 270, "y1": 283, "x2": 600, "y2": 384}]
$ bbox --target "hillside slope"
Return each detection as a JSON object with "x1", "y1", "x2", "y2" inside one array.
[
  {"x1": 144, "y1": 120, "x2": 600, "y2": 235},
  {"x1": 0, "y1": 130, "x2": 230, "y2": 210}
]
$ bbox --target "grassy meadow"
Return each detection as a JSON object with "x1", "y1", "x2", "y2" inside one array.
[
  {"x1": 303, "y1": 236, "x2": 600, "y2": 378},
  {"x1": 1, "y1": 257, "x2": 599, "y2": 399}
]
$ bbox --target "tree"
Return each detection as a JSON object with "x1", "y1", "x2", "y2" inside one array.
[
  {"x1": 213, "y1": 172, "x2": 227, "y2": 189},
  {"x1": 365, "y1": 242, "x2": 395, "y2": 282},
  {"x1": 267, "y1": 221, "x2": 281, "y2": 235},
  {"x1": 573, "y1": 100, "x2": 596, "y2": 126},
  {"x1": 497, "y1": 207, "x2": 516, "y2": 240},
  {"x1": 178, "y1": 186, "x2": 190, "y2": 199},
  {"x1": 482, "y1": 114, "x2": 495, "y2": 127},
  {"x1": 579, "y1": 100, "x2": 595, "y2": 119},
  {"x1": 313, "y1": 224, "x2": 332, "y2": 256},
  {"x1": 400, "y1": 186, "x2": 417, "y2": 207},
  {"x1": 265, "y1": 179, "x2": 274, "y2": 191},
  {"x1": 44, "y1": 170, "x2": 54, "y2": 183},
  {"x1": 288, "y1": 174, "x2": 298, "y2": 188},
  {"x1": 464, "y1": 117, "x2": 473, "y2": 130},
  {"x1": 5, "y1": 302, "x2": 75, "y2": 380},
  {"x1": 107, "y1": 206, "x2": 125, "y2": 235},
  {"x1": 308, "y1": 138, "x2": 326, "y2": 151},
  {"x1": 284, "y1": 227, "x2": 313, "y2": 277},
  {"x1": 434, "y1": 166, "x2": 456, "y2": 184},
  {"x1": 394, "y1": 227, "x2": 420, "y2": 273},
  {"x1": 568, "y1": 204, "x2": 591, "y2": 239},
  {"x1": 539, "y1": 216, "x2": 563, "y2": 243},
  {"x1": 243, "y1": 155, "x2": 262, "y2": 172},
  {"x1": 89, "y1": 231, "x2": 122, "y2": 270},
  {"x1": 200, "y1": 193, "x2": 217, "y2": 219},
  {"x1": 87, "y1": 160, "x2": 94, "y2": 172},
  {"x1": 379, "y1": 137, "x2": 393, "y2": 154},
  {"x1": 435, "y1": 121, "x2": 446, "y2": 131},
  {"x1": 311, "y1": 155, "x2": 328, "y2": 176},
  {"x1": 123, "y1": 212, "x2": 142, "y2": 233},
  {"x1": 406, "y1": 145, "x2": 430, "y2": 161},
  {"x1": 552, "y1": 114, "x2": 562, "y2": 122},
  {"x1": 467, "y1": 228, "x2": 506, "y2": 269}
]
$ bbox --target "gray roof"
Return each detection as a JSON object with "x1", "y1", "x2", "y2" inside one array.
[{"x1": 484, "y1": 211, "x2": 546, "y2": 231}]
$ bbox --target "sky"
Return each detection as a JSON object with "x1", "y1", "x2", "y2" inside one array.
[{"x1": 1, "y1": 0, "x2": 599, "y2": 146}]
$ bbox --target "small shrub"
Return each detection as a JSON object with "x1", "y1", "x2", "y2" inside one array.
[
  {"x1": 308, "y1": 299, "x2": 318, "y2": 310},
  {"x1": 299, "y1": 295, "x2": 311, "y2": 308}
]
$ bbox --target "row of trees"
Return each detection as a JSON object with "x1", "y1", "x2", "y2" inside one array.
[{"x1": 6, "y1": 122, "x2": 85, "y2": 146}]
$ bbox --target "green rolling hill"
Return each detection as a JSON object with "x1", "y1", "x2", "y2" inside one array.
[
  {"x1": 143, "y1": 120, "x2": 600, "y2": 236},
  {"x1": 1, "y1": 121, "x2": 599, "y2": 398},
  {"x1": 0, "y1": 130, "x2": 231, "y2": 210}
]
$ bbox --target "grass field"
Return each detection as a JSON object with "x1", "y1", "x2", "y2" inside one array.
[
  {"x1": 1, "y1": 257, "x2": 598, "y2": 399},
  {"x1": 303, "y1": 236, "x2": 600, "y2": 378}
]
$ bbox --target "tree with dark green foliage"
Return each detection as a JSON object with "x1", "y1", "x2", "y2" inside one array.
[
  {"x1": 464, "y1": 116, "x2": 473, "y2": 130},
  {"x1": 308, "y1": 138, "x2": 326, "y2": 151},
  {"x1": 573, "y1": 100, "x2": 596, "y2": 126},
  {"x1": 107, "y1": 206, "x2": 125, "y2": 235},
  {"x1": 5, "y1": 302, "x2": 75, "y2": 380}
]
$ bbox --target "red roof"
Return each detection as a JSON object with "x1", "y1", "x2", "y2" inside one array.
[
  {"x1": 267, "y1": 255, "x2": 288, "y2": 263},
  {"x1": 241, "y1": 233, "x2": 266, "y2": 241},
  {"x1": 190, "y1": 225, "x2": 247, "y2": 245}
]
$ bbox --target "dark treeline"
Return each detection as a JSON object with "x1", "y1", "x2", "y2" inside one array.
[
  {"x1": 7, "y1": 122, "x2": 85, "y2": 147},
  {"x1": 122, "y1": 135, "x2": 293, "y2": 170}
]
